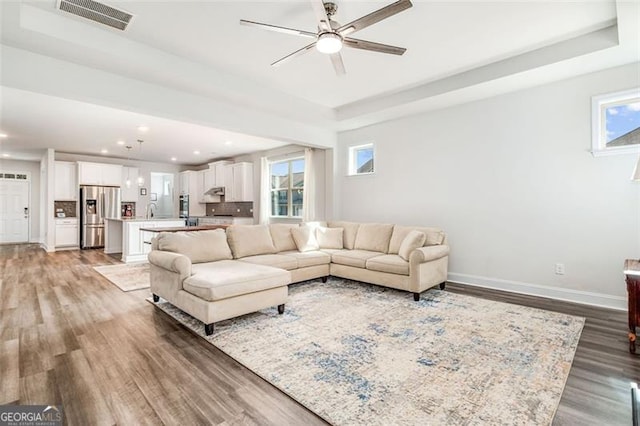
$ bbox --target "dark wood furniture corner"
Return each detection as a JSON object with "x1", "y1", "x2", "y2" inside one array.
[{"x1": 625, "y1": 259, "x2": 640, "y2": 354}]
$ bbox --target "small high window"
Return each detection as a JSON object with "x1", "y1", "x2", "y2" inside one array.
[
  {"x1": 592, "y1": 88, "x2": 640, "y2": 156},
  {"x1": 348, "y1": 143, "x2": 374, "y2": 175}
]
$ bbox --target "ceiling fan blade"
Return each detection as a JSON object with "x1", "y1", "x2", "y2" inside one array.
[
  {"x1": 271, "y1": 42, "x2": 317, "y2": 67},
  {"x1": 330, "y1": 52, "x2": 346, "y2": 76},
  {"x1": 344, "y1": 38, "x2": 406, "y2": 55},
  {"x1": 338, "y1": 0, "x2": 412, "y2": 36},
  {"x1": 310, "y1": 0, "x2": 331, "y2": 31},
  {"x1": 240, "y1": 20, "x2": 317, "y2": 39}
]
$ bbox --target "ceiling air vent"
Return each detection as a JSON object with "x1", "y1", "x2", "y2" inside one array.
[{"x1": 57, "y1": 0, "x2": 134, "y2": 31}]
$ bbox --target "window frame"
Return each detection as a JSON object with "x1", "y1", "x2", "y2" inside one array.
[
  {"x1": 269, "y1": 157, "x2": 304, "y2": 219},
  {"x1": 591, "y1": 87, "x2": 640, "y2": 157},
  {"x1": 348, "y1": 143, "x2": 375, "y2": 176}
]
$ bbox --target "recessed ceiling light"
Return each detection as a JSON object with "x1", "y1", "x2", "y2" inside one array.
[
  {"x1": 193, "y1": 150, "x2": 200, "y2": 155},
  {"x1": 171, "y1": 157, "x2": 177, "y2": 161},
  {"x1": 138, "y1": 126, "x2": 149, "y2": 132},
  {"x1": 101, "y1": 149, "x2": 108, "y2": 154},
  {"x1": 2, "y1": 153, "x2": 10, "y2": 157},
  {"x1": 117, "y1": 140, "x2": 125, "y2": 145},
  {"x1": 225, "y1": 140, "x2": 233, "y2": 145},
  {"x1": 0, "y1": 133, "x2": 7, "y2": 138}
]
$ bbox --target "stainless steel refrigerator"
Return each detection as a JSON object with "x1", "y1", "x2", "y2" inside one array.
[{"x1": 80, "y1": 185, "x2": 121, "y2": 249}]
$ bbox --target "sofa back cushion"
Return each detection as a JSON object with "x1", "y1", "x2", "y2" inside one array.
[
  {"x1": 156, "y1": 229, "x2": 232, "y2": 264},
  {"x1": 354, "y1": 223, "x2": 394, "y2": 253},
  {"x1": 316, "y1": 226, "x2": 343, "y2": 249},
  {"x1": 226, "y1": 225, "x2": 277, "y2": 259},
  {"x1": 269, "y1": 224, "x2": 299, "y2": 252},
  {"x1": 388, "y1": 225, "x2": 446, "y2": 254},
  {"x1": 328, "y1": 221, "x2": 360, "y2": 249},
  {"x1": 398, "y1": 230, "x2": 427, "y2": 261}
]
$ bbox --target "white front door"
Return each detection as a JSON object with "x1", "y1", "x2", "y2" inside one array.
[{"x1": 0, "y1": 180, "x2": 29, "y2": 243}]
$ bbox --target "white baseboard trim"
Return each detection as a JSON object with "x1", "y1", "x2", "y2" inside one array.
[{"x1": 447, "y1": 272, "x2": 627, "y2": 311}]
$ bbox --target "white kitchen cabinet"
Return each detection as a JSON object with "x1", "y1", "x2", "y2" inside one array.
[
  {"x1": 224, "y1": 162, "x2": 254, "y2": 202},
  {"x1": 203, "y1": 169, "x2": 215, "y2": 190},
  {"x1": 55, "y1": 218, "x2": 78, "y2": 248},
  {"x1": 179, "y1": 171, "x2": 189, "y2": 195},
  {"x1": 121, "y1": 167, "x2": 139, "y2": 202},
  {"x1": 78, "y1": 162, "x2": 123, "y2": 186},
  {"x1": 54, "y1": 161, "x2": 77, "y2": 200}
]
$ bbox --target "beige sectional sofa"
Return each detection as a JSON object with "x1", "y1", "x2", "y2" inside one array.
[{"x1": 149, "y1": 221, "x2": 449, "y2": 335}]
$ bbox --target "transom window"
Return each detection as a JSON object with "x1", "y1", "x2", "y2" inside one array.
[
  {"x1": 270, "y1": 158, "x2": 304, "y2": 217},
  {"x1": 592, "y1": 88, "x2": 640, "y2": 156},
  {"x1": 348, "y1": 143, "x2": 374, "y2": 175}
]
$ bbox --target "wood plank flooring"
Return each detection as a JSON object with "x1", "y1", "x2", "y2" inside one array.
[{"x1": 1, "y1": 244, "x2": 638, "y2": 425}]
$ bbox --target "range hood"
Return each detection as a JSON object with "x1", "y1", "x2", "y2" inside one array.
[{"x1": 204, "y1": 187, "x2": 225, "y2": 196}]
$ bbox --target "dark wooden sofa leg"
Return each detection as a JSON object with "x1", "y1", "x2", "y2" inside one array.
[
  {"x1": 413, "y1": 292, "x2": 420, "y2": 302},
  {"x1": 152, "y1": 294, "x2": 159, "y2": 303},
  {"x1": 321, "y1": 276, "x2": 328, "y2": 283},
  {"x1": 205, "y1": 323, "x2": 214, "y2": 336},
  {"x1": 278, "y1": 304, "x2": 285, "y2": 314},
  {"x1": 439, "y1": 282, "x2": 446, "y2": 290}
]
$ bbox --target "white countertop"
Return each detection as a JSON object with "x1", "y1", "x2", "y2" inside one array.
[{"x1": 105, "y1": 217, "x2": 186, "y2": 222}]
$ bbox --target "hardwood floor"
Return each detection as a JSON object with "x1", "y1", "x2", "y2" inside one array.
[{"x1": 1, "y1": 244, "x2": 638, "y2": 425}]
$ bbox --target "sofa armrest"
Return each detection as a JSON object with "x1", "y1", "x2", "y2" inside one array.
[
  {"x1": 148, "y1": 250, "x2": 192, "y2": 281},
  {"x1": 410, "y1": 245, "x2": 450, "y2": 263}
]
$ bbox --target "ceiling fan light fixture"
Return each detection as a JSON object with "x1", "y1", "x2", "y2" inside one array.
[{"x1": 316, "y1": 32, "x2": 342, "y2": 54}]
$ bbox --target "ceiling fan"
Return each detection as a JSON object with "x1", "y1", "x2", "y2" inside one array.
[{"x1": 240, "y1": 0, "x2": 413, "y2": 75}]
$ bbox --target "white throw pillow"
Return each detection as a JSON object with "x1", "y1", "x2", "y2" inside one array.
[
  {"x1": 291, "y1": 226, "x2": 320, "y2": 252},
  {"x1": 398, "y1": 230, "x2": 426, "y2": 261},
  {"x1": 316, "y1": 227, "x2": 343, "y2": 249}
]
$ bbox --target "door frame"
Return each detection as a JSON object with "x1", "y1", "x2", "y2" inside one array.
[{"x1": 0, "y1": 170, "x2": 31, "y2": 243}]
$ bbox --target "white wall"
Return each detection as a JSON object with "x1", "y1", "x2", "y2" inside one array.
[
  {"x1": 0, "y1": 159, "x2": 41, "y2": 242},
  {"x1": 336, "y1": 62, "x2": 640, "y2": 310}
]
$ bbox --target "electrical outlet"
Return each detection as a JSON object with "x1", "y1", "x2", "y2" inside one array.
[{"x1": 555, "y1": 263, "x2": 565, "y2": 275}]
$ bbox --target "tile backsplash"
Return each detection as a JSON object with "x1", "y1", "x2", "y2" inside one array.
[
  {"x1": 54, "y1": 201, "x2": 77, "y2": 217},
  {"x1": 205, "y1": 202, "x2": 253, "y2": 217}
]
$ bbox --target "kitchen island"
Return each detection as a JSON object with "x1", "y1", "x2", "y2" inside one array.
[
  {"x1": 139, "y1": 224, "x2": 229, "y2": 233},
  {"x1": 105, "y1": 218, "x2": 185, "y2": 263}
]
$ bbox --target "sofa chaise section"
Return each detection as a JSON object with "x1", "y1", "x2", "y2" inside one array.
[{"x1": 149, "y1": 229, "x2": 290, "y2": 335}]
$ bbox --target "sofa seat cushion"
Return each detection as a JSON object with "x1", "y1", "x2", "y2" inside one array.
[
  {"x1": 239, "y1": 254, "x2": 298, "y2": 270},
  {"x1": 366, "y1": 254, "x2": 410, "y2": 276},
  {"x1": 185, "y1": 260, "x2": 290, "y2": 301},
  {"x1": 330, "y1": 249, "x2": 382, "y2": 268},
  {"x1": 280, "y1": 250, "x2": 331, "y2": 267}
]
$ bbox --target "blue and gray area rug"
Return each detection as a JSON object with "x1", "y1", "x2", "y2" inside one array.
[{"x1": 151, "y1": 278, "x2": 585, "y2": 425}]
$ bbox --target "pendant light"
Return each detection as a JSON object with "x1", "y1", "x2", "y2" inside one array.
[
  {"x1": 125, "y1": 145, "x2": 133, "y2": 188},
  {"x1": 137, "y1": 139, "x2": 145, "y2": 187}
]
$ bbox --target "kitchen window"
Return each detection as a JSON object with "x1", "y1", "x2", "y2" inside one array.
[
  {"x1": 348, "y1": 143, "x2": 374, "y2": 175},
  {"x1": 592, "y1": 88, "x2": 640, "y2": 156},
  {"x1": 270, "y1": 158, "x2": 304, "y2": 217}
]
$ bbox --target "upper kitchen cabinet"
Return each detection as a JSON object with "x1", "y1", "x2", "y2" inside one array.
[
  {"x1": 78, "y1": 162, "x2": 123, "y2": 186},
  {"x1": 121, "y1": 167, "x2": 139, "y2": 202},
  {"x1": 54, "y1": 161, "x2": 78, "y2": 201},
  {"x1": 201, "y1": 161, "x2": 231, "y2": 203},
  {"x1": 225, "y1": 162, "x2": 254, "y2": 202}
]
